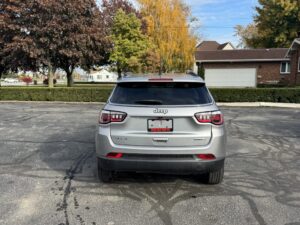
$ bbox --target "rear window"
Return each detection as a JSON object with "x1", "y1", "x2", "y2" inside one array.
[{"x1": 110, "y1": 82, "x2": 212, "y2": 105}]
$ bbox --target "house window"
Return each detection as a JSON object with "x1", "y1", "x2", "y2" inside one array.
[
  {"x1": 280, "y1": 62, "x2": 290, "y2": 74},
  {"x1": 106, "y1": 75, "x2": 109, "y2": 79}
]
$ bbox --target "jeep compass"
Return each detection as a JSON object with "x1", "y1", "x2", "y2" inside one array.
[{"x1": 95, "y1": 74, "x2": 226, "y2": 184}]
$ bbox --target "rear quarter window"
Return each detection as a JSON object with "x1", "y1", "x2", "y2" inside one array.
[{"x1": 110, "y1": 82, "x2": 212, "y2": 105}]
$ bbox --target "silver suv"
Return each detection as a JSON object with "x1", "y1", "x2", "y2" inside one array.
[{"x1": 95, "y1": 74, "x2": 226, "y2": 184}]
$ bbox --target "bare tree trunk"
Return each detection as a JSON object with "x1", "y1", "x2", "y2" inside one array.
[
  {"x1": 0, "y1": 67, "x2": 5, "y2": 87},
  {"x1": 159, "y1": 58, "x2": 163, "y2": 76},
  {"x1": 117, "y1": 64, "x2": 122, "y2": 79},
  {"x1": 48, "y1": 64, "x2": 54, "y2": 88},
  {"x1": 66, "y1": 66, "x2": 74, "y2": 87},
  {"x1": 67, "y1": 72, "x2": 73, "y2": 87},
  {"x1": 117, "y1": 70, "x2": 122, "y2": 79}
]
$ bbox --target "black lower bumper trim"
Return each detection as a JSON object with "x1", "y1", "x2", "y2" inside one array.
[{"x1": 98, "y1": 157, "x2": 225, "y2": 174}]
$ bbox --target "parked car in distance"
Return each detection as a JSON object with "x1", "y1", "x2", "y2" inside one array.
[
  {"x1": 3, "y1": 78, "x2": 19, "y2": 83},
  {"x1": 95, "y1": 74, "x2": 226, "y2": 184}
]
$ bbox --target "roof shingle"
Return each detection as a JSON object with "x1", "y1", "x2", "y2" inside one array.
[
  {"x1": 196, "y1": 41, "x2": 220, "y2": 51},
  {"x1": 195, "y1": 48, "x2": 289, "y2": 62}
]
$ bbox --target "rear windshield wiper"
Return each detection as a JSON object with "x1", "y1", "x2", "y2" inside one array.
[{"x1": 134, "y1": 100, "x2": 163, "y2": 105}]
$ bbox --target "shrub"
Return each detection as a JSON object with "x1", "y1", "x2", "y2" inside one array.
[
  {"x1": 210, "y1": 88, "x2": 300, "y2": 103},
  {"x1": 0, "y1": 87, "x2": 299, "y2": 103},
  {"x1": 0, "y1": 87, "x2": 113, "y2": 102},
  {"x1": 21, "y1": 76, "x2": 33, "y2": 85},
  {"x1": 257, "y1": 83, "x2": 288, "y2": 88}
]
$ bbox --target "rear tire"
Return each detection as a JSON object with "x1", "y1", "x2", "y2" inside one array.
[
  {"x1": 97, "y1": 158, "x2": 113, "y2": 183},
  {"x1": 207, "y1": 166, "x2": 224, "y2": 184}
]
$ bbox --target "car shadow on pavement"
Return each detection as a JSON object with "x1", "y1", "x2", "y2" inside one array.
[{"x1": 38, "y1": 124, "x2": 208, "y2": 185}]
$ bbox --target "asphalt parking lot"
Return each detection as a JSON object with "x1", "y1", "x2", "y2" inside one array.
[{"x1": 0, "y1": 102, "x2": 299, "y2": 225}]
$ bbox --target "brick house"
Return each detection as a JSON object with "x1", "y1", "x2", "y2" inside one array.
[{"x1": 195, "y1": 39, "x2": 300, "y2": 87}]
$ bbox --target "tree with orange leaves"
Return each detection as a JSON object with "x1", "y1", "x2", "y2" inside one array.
[{"x1": 137, "y1": 0, "x2": 197, "y2": 74}]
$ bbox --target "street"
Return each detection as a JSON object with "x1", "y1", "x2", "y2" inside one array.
[{"x1": 0, "y1": 103, "x2": 299, "y2": 225}]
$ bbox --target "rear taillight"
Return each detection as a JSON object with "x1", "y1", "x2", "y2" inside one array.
[
  {"x1": 211, "y1": 111, "x2": 224, "y2": 125},
  {"x1": 99, "y1": 110, "x2": 111, "y2": 124},
  {"x1": 99, "y1": 110, "x2": 127, "y2": 124},
  {"x1": 196, "y1": 154, "x2": 216, "y2": 160},
  {"x1": 195, "y1": 111, "x2": 224, "y2": 125},
  {"x1": 106, "y1": 152, "x2": 123, "y2": 158}
]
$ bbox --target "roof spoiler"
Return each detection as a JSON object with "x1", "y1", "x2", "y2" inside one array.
[{"x1": 186, "y1": 70, "x2": 198, "y2": 77}]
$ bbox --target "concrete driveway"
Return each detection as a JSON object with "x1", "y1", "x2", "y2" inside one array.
[{"x1": 0, "y1": 103, "x2": 299, "y2": 225}]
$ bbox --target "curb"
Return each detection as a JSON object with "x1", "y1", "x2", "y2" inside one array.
[
  {"x1": 0, "y1": 100, "x2": 104, "y2": 105},
  {"x1": 217, "y1": 102, "x2": 300, "y2": 109},
  {"x1": 0, "y1": 101, "x2": 300, "y2": 108}
]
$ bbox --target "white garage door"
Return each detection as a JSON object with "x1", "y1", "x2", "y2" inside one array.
[{"x1": 205, "y1": 68, "x2": 257, "y2": 88}]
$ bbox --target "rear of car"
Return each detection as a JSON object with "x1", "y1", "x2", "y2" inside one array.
[{"x1": 95, "y1": 76, "x2": 226, "y2": 184}]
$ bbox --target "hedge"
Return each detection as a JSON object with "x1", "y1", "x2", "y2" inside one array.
[
  {"x1": 0, "y1": 87, "x2": 113, "y2": 102},
  {"x1": 0, "y1": 87, "x2": 300, "y2": 103},
  {"x1": 210, "y1": 88, "x2": 300, "y2": 103}
]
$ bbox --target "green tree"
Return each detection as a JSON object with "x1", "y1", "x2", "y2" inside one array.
[
  {"x1": 100, "y1": 0, "x2": 139, "y2": 65},
  {"x1": 235, "y1": 23, "x2": 259, "y2": 48},
  {"x1": 109, "y1": 10, "x2": 149, "y2": 78},
  {"x1": 236, "y1": 0, "x2": 300, "y2": 48}
]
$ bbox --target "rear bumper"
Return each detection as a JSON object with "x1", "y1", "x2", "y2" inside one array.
[
  {"x1": 95, "y1": 127, "x2": 226, "y2": 157},
  {"x1": 98, "y1": 157, "x2": 225, "y2": 174}
]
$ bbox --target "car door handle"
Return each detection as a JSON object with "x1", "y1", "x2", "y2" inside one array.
[{"x1": 153, "y1": 138, "x2": 169, "y2": 142}]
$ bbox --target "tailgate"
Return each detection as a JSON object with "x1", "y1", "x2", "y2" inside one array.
[{"x1": 109, "y1": 106, "x2": 212, "y2": 147}]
